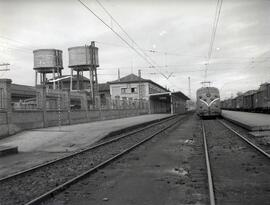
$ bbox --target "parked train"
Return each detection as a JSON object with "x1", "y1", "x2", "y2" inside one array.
[
  {"x1": 196, "y1": 87, "x2": 221, "y2": 117},
  {"x1": 221, "y1": 82, "x2": 270, "y2": 113}
]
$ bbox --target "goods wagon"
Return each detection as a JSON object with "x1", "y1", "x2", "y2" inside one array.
[{"x1": 221, "y1": 82, "x2": 270, "y2": 113}]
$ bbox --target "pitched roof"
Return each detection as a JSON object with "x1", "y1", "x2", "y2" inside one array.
[
  {"x1": 149, "y1": 91, "x2": 190, "y2": 100},
  {"x1": 11, "y1": 84, "x2": 37, "y2": 97},
  {"x1": 109, "y1": 73, "x2": 147, "y2": 84},
  {"x1": 108, "y1": 73, "x2": 169, "y2": 92},
  {"x1": 243, "y1": 90, "x2": 257, "y2": 96}
]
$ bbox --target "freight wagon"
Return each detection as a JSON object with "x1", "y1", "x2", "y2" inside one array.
[{"x1": 221, "y1": 82, "x2": 270, "y2": 113}]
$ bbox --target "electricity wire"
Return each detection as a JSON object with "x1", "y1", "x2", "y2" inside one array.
[
  {"x1": 77, "y1": 0, "x2": 168, "y2": 79},
  {"x1": 205, "y1": 0, "x2": 223, "y2": 80}
]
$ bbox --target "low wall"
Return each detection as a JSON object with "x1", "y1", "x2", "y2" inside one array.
[
  {"x1": 9, "y1": 110, "x2": 44, "y2": 135},
  {"x1": 0, "y1": 108, "x2": 149, "y2": 139},
  {"x1": 0, "y1": 111, "x2": 8, "y2": 137},
  {"x1": 46, "y1": 110, "x2": 70, "y2": 127},
  {"x1": 70, "y1": 110, "x2": 89, "y2": 124}
]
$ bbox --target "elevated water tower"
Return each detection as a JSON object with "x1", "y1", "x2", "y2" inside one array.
[
  {"x1": 33, "y1": 49, "x2": 63, "y2": 89},
  {"x1": 68, "y1": 41, "x2": 99, "y2": 104}
]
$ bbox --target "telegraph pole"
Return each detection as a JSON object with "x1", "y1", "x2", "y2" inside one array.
[
  {"x1": 188, "y1": 76, "x2": 191, "y2": 99},
  {"x1": 0, "y1": 63, "x2": 10, "y2": 71},
  {"x1": 138, "y1": 69, "x2": 141, "y2": 109},
  {"x1": 0, "y1": 63, "x2": 10, "y2": 77},
  {"x1": 118, "y1": 68, "x2": 120, "y2": 80}
]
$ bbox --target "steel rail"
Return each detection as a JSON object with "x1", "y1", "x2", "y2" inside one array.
[
  {"x1": 218, "y1": 120, "x2": 270, "y2": 159},
  {"x1": 0, "y1": 115, "x2": 178, "y2": 182},
  {"x1": 201, "y1": 121, "x2": 216, "y2": 205},
  {"x1": 24, "y1": 114, "x2": 181, "y2": 205}
]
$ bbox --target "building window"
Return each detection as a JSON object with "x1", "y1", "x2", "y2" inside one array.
[
  {"x1": 121, "y1": 88, "x2": 127, "y2": 94},
  {"x1": 131, "y1": 87, "x2": 137, "y2": 93}
]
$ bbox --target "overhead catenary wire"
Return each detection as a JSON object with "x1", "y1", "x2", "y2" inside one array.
[
  {"x1": 0, "y1": 35, "x2": 32, "y2": 47},
  {"x1": 77, "y1": 0, "x2": 169, "y2": 80},
  {"x1": 205, "y1": 0, "x2": 223, "y2": 80},
  {"x1": 0, "y1": 36, "x2": 34, "y2": 51},
  {"x1": 77, "y1": 0, "x2": 186, "y2": 91},
  {"x1": 208, "y1": 0, "x2": 221, "y2": 60},
  {"x1": 78, "y1": 0, "x2": 188, "y2": 91},
  {"x1": 96, "y1": 40, "x2": 270, "y2": 61},
  {"x1": 89, "y1": 0, "x2": 246, "y2": 91},
  {"x1": 94, "y1": 0, "x2": 165, "y2": 70}
]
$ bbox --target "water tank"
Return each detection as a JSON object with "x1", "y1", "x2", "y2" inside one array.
[
  {"x1": 68, "y1": 45, "x2": 99, "y2": 70},
  {"x1": 33, "y1": 49, "x2": 63, "y2": 73}
]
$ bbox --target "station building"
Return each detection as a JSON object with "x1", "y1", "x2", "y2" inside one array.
[{"x1": 108, "y1": 74, "x2": 189, "y2": 114}]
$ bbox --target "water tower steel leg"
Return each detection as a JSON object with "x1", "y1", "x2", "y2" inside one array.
[
  {"x1": 43, "y1": 73, "x2": 46, "y2": 86},
  {"x1": 91, "y1": 69, "x2": 94, "y2": 102},
  {"x1": 81, "y1": 71, "x2": 84, "y2": 90},
  {"x1": 53, "y1": 69, "x2": 56, "y2": 89},
  {"x1": 70, "y1": 68, "x2": 73, "y2": 91},
  {"x1": 94, "y1": 68, "x2": 98, "y2": 93},
  {"x1": 89, "y1": 68, "x2": 94, "y2": 104},
  {"x1": 40, "y1": 73, "x2": 43, "y2": 85},
  {"x1": 35, "y1": 71, "x2": 37, "y2": 87}
]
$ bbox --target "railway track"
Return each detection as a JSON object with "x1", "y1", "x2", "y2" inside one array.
[
  {"x1": 202, "y1": 119, "x2": 270, "y2": 205},
  {"x1": 219, "y1": 120, "x2": 270, "y2": 158},
  {"x1": 0, "y1": 114, "x2": 186, "y2": 205},
  {"x1": 219, "y1": 119, "x2": 270, "y2": 157}
]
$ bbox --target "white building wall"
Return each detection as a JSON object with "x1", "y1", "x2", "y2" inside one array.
[{"x1": 110, "y1": 82, "x2": 149, "y2": 100}]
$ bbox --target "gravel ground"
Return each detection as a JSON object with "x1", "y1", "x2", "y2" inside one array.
[
  {"x1": 0, "y1": 116, "x2": 181, "y2": 205},
  {"x1": 43, "y1": 114, "x2": 209, "y2": 205},
  {"x1": 0, "y1": 114, "x2": 170, "y2": 178},
  {"x1": 204, "y1": 119, "x2": 270, "y2": 205},
  {"x1": 221, "y1": 118, "x2": 270, "y2": 153}
]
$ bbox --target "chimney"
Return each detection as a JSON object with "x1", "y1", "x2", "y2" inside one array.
[
  {"x1": 138, "y1": 69, "x2": 141, "y2": 78},
  {"x1": 118, "y1": 69, "x2": 120, "y2": 80}
]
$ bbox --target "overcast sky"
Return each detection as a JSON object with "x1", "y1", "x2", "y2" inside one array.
[{"x1": 0, "y1": 0, "x2": 270, "y2": 100}]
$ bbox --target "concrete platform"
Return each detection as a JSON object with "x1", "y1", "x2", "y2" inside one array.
[
  {"x1": 0, "y1": 146, "x2": 18, "y2": 157},
  {"x1": 222, "y1": 110, "x2": 270, "y2": 131},
  {"x1": 0, "y1": 114, "x2": 171, "y2": 178}
]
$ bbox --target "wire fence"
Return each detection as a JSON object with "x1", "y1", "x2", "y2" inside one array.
[
  {"x1": 12, "y1": 98, "x2": 38, "y2": 110},
  {"x1": 99, "y1": 98, "x2": 149, "y2": 110},
  {"x1": 10, "y1": 89, "x2": 149, "y2": 112},
  {"x1": 0, "y1": 88, "x2": 6, "y2": 110}
]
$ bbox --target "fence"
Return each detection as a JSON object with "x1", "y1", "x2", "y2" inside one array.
[
  {"x1": 0, "y1": 79, "x2": 150, "y2": 138},
  {"x1": 99, "y1": 98, "x2": 149, "y2": 110},
  {"x1": 11, "y1": 89, "x2": 69, "y2": 111},
  {"x1": 9, "y1": 87, "x2": 149, "y2": 112},
  {"x1": 0, "y1": 88, "x2": 4, "y2": 109}
]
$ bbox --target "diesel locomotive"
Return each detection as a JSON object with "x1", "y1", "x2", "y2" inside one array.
[{"x1": 196, "y1": 86, "x2": 221, "y2": 117}]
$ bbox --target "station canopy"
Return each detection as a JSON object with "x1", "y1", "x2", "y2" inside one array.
[{"x1": 149, "y1": 91, "x2": 190, "y2": 101}]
